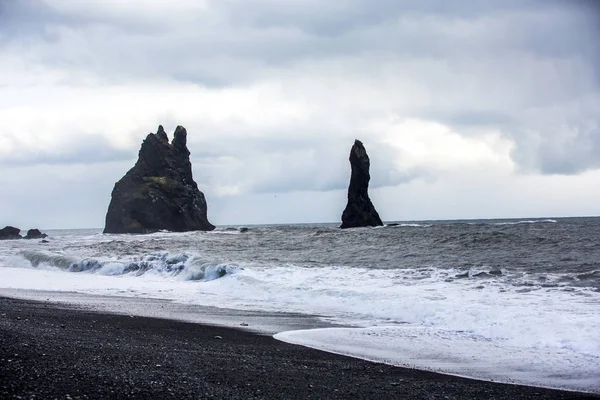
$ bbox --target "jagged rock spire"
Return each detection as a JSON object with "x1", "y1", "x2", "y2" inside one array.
[
  {"x1": 104, "y1": 125, "x2": 214, "y2": 233},
  {"x1": 340, "y1": 139, "x2": 383, "y2": 229}
]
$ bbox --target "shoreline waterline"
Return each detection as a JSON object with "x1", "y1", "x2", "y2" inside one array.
[
  {"x1": 1, "y1": 289, "x2": 598, "y2": 395},
  {"x1": 0, "y1": 293, "x2": 599, "y2": 399}
]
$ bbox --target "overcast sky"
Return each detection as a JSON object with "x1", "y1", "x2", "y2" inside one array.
[{"x1": 1, "y1": 0, "x2": 599, "y2": 229}]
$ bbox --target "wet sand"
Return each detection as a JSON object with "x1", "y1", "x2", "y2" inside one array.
[{"x1": 0, "y1": 296, "x2": 597, "y2": 399}]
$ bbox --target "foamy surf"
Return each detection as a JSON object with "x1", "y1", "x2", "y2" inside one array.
[
  {"x1": 493, "y1": 219, "x2": 558, "y2": 225},
  {"x1": 17, "y1": 250, "x2": 238, "y2": 281},
  {"x1": 275, "y1": 326, "x2": 600, "y2": 393}
]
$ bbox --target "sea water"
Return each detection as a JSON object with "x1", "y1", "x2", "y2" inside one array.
[{"x1": 0, "y1": 218, "x2": 598, "y2": 392}]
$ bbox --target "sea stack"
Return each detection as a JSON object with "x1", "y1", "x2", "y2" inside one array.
[
  {"x1": 25, "y1": 229, "x2": 47, "y2": 239},
  {"x1": 340, "y1": 140, "x2": 383, "y2": 229},
  {"x1": 0, "y1": 226, "x2": 22, "y2": 240},
  {"x1": 103, "y1": 125, "x2": 215, "y2": 234}
]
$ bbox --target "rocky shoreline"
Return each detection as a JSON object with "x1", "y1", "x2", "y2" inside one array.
[
  {"x1": 1, "y1": 296, "x2": 596, "y2": 400},
  {"x1": 0, "y1": 226, "x2": 47, "y2": 240}
]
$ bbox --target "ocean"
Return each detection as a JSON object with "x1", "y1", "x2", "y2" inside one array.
[{"x1": 0, "y1": 217, "x2": 599, "y2": 392}]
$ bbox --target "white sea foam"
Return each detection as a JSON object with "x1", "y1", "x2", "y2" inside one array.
[
  {"x1": 386, "y1": 223, "x2": 431, "y2": 227},
  {"x1": 275, "y1": 326, "x2": 600, "y2": 393},
  {"x1": 494, "y1": 219, "x2": 558, "y2": 225}
]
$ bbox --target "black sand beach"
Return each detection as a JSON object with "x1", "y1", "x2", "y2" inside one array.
[{"x1": 0, "y1": 297, "x2": 597, "y2": 400}]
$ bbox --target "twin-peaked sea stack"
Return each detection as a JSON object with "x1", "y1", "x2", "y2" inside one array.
[
  {"x1": 340, "y1": 140, "x2": 383, "y2": 229},
  {"x1": 103, "y1": 125, "x2": 215, "y2": 234}
]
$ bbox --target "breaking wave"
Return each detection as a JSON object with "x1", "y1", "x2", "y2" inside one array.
[
  {"x1": 14, "y1": 249, "x2": 600, "y2": 292},
  {"x1": 18, "y1": 250, "x2": 238, "y2": 281},
  {"x1": 385, "y1": 223, "x2": 431, "y2": 228},
  {"x1": 493, "y1": 219, "x2": 557, "y2": 225}
]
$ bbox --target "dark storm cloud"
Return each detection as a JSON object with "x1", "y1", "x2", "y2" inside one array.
[
  {"x1": 190, "y1": 133, "x2": 351, "y2": 193},
  {"x1": 0, "y1": 0, "x2": 162, "y2": 39},
  {"x1": 3, "y1": 0, "x2": 592, "y2": 83},
  {"x1": 510, "y1": 119, "x2": 600, "y2": 175},
  {"x1": 188, "y1": 128, "x2": 415, "y2": 195},
  {"x1": 0, "y1": 0, "x2": 63, "y2": 37},
  {"x1": 217, "y1": 0, "x2": 546, "y2": 34},
  {"x1": 2, "y1": 1, "x2": 596, "y2": 71},
  {"x1": 421, "y1": 111, "x2": 515, "y2": 130},
  {"x1": 0, "y1": 134, "x2": 133, "y2": 166},
  {"x1": 1, "y1": 0, "x2": 599, "y2": 184}
]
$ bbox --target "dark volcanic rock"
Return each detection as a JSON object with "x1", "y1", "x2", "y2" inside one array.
[
  {"x1": 340, "y1": 140, "x2": 383, "y2": 229},
  {"x1": 104, "y1": 125, "x2": 215, "y2": 234},
  {"x1": 24, "y1": 229, "x2": 47, "y2": 239},
  {"x1": 0, "y1": 226, "x2": 21, "y2": 240}
]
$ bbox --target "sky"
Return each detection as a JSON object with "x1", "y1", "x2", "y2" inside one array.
[{"x1": 0, "y1": 0, "x2": 599, "y2": 229}]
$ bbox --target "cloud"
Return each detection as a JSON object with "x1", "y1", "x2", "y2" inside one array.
[
  {"x1": 0, "y1": 0, "x2": 599, "y2": 227},
  {"x1": 0, "y1": 135, "x2": 132, "y2": 166},
  {"x1": 0, "y1": 161, "x2": 128, "y2": 229},
  {"x1": 508, "y1": 96, "x2": 600, "y2": 174}
]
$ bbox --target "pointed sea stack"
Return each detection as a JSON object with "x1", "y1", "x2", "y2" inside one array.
[
  {"x1": 103, "y1": 125, "x2": 215, "y2": 234},
  {"x1": 340, "y1": 140, "x2": 383, "y2": 229}
]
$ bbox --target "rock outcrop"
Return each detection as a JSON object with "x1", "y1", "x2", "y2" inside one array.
[
  {"x1": 25, "y1": 229, "x2": 47, "y2": 239},
  {"x1": 340, "y1": 140, "x2": 383, "y2": 229},
  {"x1": 0, "y1": 226, "x2": 22, "y2": 240},
  {"x1": 0, "y1": 226, "x2": 48, "y2": 240},
  {"x1": 104, "y1": 125, "x2": 215, "y2": 234}
]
